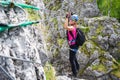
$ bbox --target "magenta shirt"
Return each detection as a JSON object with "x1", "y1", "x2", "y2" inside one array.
[{"x1": 67, "y1": 27, "x2": 77, "y2": 45}]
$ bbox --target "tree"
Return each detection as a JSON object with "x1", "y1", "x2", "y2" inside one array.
[{"x1": 97, "y1": 0, "x2": 120, "y2": 21}]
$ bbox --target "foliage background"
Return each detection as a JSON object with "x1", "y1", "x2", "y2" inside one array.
[{"x1": 97, "y1": 0, "x2": 120, "y2": 21}]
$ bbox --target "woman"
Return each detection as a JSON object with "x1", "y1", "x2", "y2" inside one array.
[{"x1": 64, "y1": 13, "x2": 79, "y2": 77}]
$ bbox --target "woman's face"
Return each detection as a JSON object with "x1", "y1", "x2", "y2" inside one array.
[{"x1": 69, "y1": 20, "x2": 76, "y2": 25}]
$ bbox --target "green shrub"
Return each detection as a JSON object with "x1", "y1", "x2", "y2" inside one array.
[
  {"x1": 44, "y1": 62, "x2": 56, "y2": 80},
  {"x1": 97, "y1": 0, "x2": 120, "y2": 21}
]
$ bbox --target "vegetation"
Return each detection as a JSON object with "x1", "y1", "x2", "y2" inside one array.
[
  {"x1": 57, "y1": 38, "x2": 65, "y2": 47},
  {"x1": 43, "y1": 0, "x2": 51, "y2": 5},
  {"x1": 42, "y1": 0, "x2": 120, "y2": 79},
  {"x1": 44, "y1": 0, "x2": 62, "y2": 10},
  {"x1": 97, "y1": 0, "x2": 120, "y2": 21},
  {"x1": 79, "y1": 26, "x2": 90, "y2": 34},
  {"x1": 112, "y1": 69, "x2": 120, "y2": 78},
  {"x1": 92, "y1": 64, "x2": 107, "y2": 72},
  {"x1": 26, "y1": 9, "x2": 40, "y2": 20},
  {"x1": 44, "y1": 62, "x2": 56, "y2": 80}
]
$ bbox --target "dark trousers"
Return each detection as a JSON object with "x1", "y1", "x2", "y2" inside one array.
[{"x1": 69, "y1": 45, "x2": 79, "y2": 76}]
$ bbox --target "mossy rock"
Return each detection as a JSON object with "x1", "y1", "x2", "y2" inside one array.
[
  {"x1": 80, "y1": 40, "x2": 105, "y2": 56},
  {"x1": 43, "y1": 0, "x2": 51, "y2": 5},
  {"x1": 53, "y1": 49, "x2": 59, "y2": 58},
  {"x1": 46, "y1": 0, "x2": 62, "y2": 11},
  {"x1": 91, "y1": 53, "x2": 120, "y2": 78},
  {"x1": 57, "y1": 38, "x2": 65, "y2": 47},
  {"x1": 92, "y1": 60, "x2": 120, "y2": 78},
  {"x1": 83, "y1": 0, "x2": 94, "y2": 3},
  {"x1": 112, "y1": 70, "x2": 120, "y2": 78},
  {"x1": 95, "y1": 25, "x2": 104, "y2": 35},
  {"x1": 26, "y1": 9, "x2": 40, "y2": 20},
  {"x1": 92, "y1": 64, "x2": 107, "y2": 72},
  {"x1": 44, "y1": 62, "x2": 56, "y2": 80},
  {"x1": 78, "y1": 26, "x2": 90, "y2": 34},
  {"x1": 89, "y1": 24, "x2": 104, "y2": 37},
  {"x1": 50, "y1": 18, "x2": 58, "y2": 30}
]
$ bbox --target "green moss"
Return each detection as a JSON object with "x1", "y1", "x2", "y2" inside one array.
[
  {"x1": 80, "y1": 42, "x2": 90, "y2": 56},
  {"x1": 91, "y1": 36, "x2": 97, "y2": 41},
  {"x1": 51, "y1": 18, "x2": 58, "y2": 30},
  {"x1": 92, "y1": 64, "x2": 107, "y2": 72},
  {"x1": 82, "y1": 0, "x2": 94, "y2": 3},
  {"x1": 57, "y1": 38, "x2": 64, "y2": 47},
  {"x1": 78, "y1": 19, "x2": 84, "y2": 26},
  {"x1": 26, "y1": 9, "x2": 40, "y2": 20},
  {"x1": 79, "y1": 40, "x2": 120, "y2": 76},
  {"x1": 113, "y1": 25, "x2": 119, "y2": 34},
  {"x1": 113, "y1": 25, "x2": 119, "y2": 29},
  {"x1": 80, "y1": 41, "x2": 91, "y2": 56},
  {"x1": 43, "y1": 0, "x2": 51, "y2": 5},
  {"x1": 53, "y1": 48, "x2": 59, "y2": 58},
  {"x1": 92, "y1": 57, "x2": 120, "y2": 78},
  {"x1": 117, "y1": 60, "x2": 120, "y2": 64},
  {"x1": 99, "y1": 56, "x2": 108, "y2": 63},
  {"x1": 112, "y1": 69, "x2": 120, "y2": 78},
  {"x1": 80, "y1": 40, "x2": 107, "y2": 60},
  {"x1": 112, "y1": 63, "x2": 118, "y2": 69},
  {"x1": 46, "y1": 19, "x2": 58, "y2": 38},
  {"x1": 79, "y1": 26, "x2": 90, "y2": 34},
  {"x1": 110, "y1": 58, "x2": 120, "y2": 78},
  {"x1": 95, "y1": 25, "x2": 104, "y2": 35},
  {"x1": 52, "y1": 18, "x2": 57, "y2": 23},
  {"x1": 108, "y1": 59, "x2": 120, "y2": 78},
  {"x1": 112, "y1": 58, "x2": 120, "y2": 67},
  {"x1": 91, "y1": 53, "x2": 120, "y2": 78},
  {"x1": 47, "y1": 35, "x2": 52, "y2": 42},
  {"x1": 53, "y1": 0, "x2": 62, "y2": 10},
  {"x1": 47, "y1": 0, "x2": 62, "y2": 11},
  {"x1": 117, "y1": 41, "x2": 120, "y2": 48},
  {"x1": 90, "y1": 24, "x2": 107, "y2": 38},
  {"x1": 97, "y1": 0, "x2": 120, "y2": 21},
  {"x1": 44, "y1": 62, "x2": 56, "y2": 80}
]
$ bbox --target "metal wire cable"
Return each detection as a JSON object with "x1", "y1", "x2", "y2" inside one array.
[
  {"x1": 0, "y1": 65, "x2": 14, "y2": 80},
  {"x1": 0, "y1": 55, "x2": 41, "y2": 65}
]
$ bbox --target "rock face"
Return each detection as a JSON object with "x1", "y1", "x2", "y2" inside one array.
[
  {"x1": 0, "y1": 0, "x2": 120, "y2": 80},
  {"x1": 43, "y1": 0, "x2": 120, "y2": 80},
  {"x1": 80, "y1": 2, "x2": 99, "y2": 18},
  {"x1": 0, "y1": 27, "x2": 46, "y2": 80},
  {"x1": 0, "y1": 0, "x2": 47, "y2": 80},
  {"x1": 78, "y1": 17, "x2": 120, "y2": 80}
]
